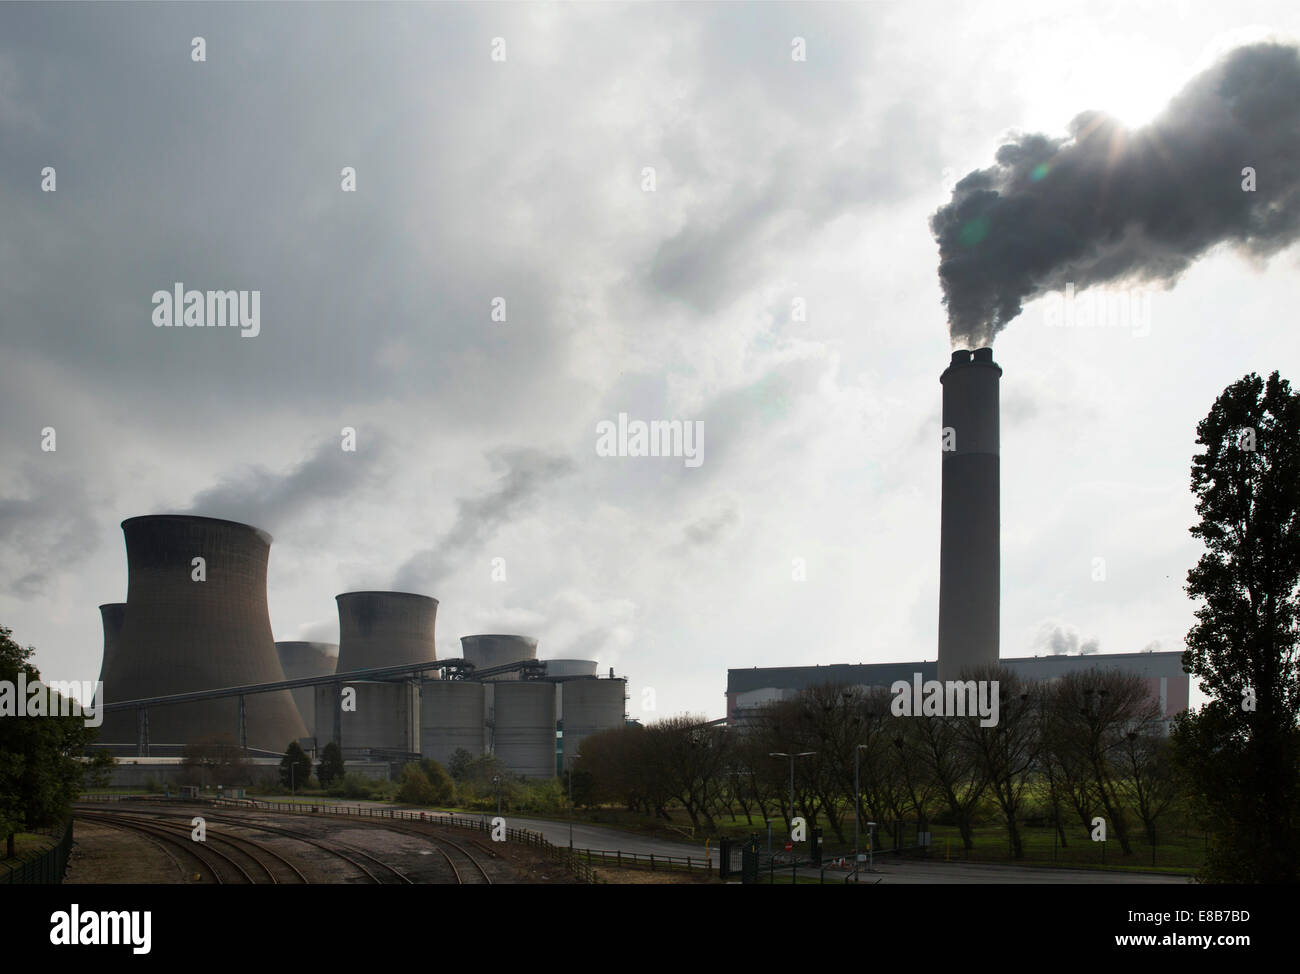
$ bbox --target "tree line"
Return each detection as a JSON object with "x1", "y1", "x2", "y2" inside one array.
[{"x1": 574, "y1": 666, "x2": 1179, "y2": 859}]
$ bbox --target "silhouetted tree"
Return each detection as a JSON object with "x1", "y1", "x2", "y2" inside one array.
[
  {"x1": 1173, "y1": 370, "x2": 1300, "y2": 882},
  {"x1": 0, "y1": 625, "x2": 109, "y2": 858},
  {"x1": 316, "y1": 741, "x2": 345, "y2": 787},
  {"x1": 279, "y1": 741, "x2": 312, "y2": 790}
]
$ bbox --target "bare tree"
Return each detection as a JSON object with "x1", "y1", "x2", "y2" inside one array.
[
  {"x1": 907, "y1": 713, "x2": 988, "y2": 851},
  {"x1": 1117, "y1": 724, "x2": 1180, "y2": 849},
  {"x1": 1045, "y1": 671, "x2": 1160, "y2": 855},
  {"x1": 957, "y1": 667, "x2": 1039, "y2": 858}
]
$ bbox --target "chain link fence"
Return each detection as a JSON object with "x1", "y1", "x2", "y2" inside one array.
[{"x1": 1, "y1": 819, "x2": 74, "y2": 884}]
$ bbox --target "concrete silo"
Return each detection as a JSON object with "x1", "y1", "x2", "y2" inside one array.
[
  {"x1": 98, "y1": 515, "x2": 307, "y2": 751},
  {"x1": 274, "y1": 641, "x2": 338, "y2": 743},
  {"x1": 558, "y1": 678, "x2": 626, "y2": 772},
  {"x1": 938, "y1": 347, "x2": 1001, "y2": 681},
  {"x1": 323, "y1": 591, "x2": 436, "y2": 756},
  {"x1": 95, "y1": 602, "x2": 126, "y2": 709},
  {"x1": 419, "y1": 680, "x2": 487, "y2": 768},
  {"x1": 491, "y1": 681, "x2": 557, "y2": 778},
  {"x1": 460, "y1": 634, "x2": 537, "y2": 680}
]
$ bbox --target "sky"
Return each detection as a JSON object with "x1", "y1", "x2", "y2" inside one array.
[{"x1": 2, "y1": 1, "x2": 1298, "y2": 721}]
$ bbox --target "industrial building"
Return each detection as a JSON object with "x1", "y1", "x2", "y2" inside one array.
[
  {"x1": 313, "y1": 592, "x2": 438, "y2": 761},
  {"x1": 92, "y1": 521, "x2": 628, "y2": 779},
  {"x1": 727, "y1": 348, "x2": 1190, "y2": 731},
  {"x1": 726, "y1": 652, "x2": 1191, "y2": 728}
]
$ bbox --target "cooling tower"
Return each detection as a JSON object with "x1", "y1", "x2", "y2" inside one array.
[
  {"x1": 327, "y1": 592, "x2": 436, "y2": 755},
  {"x1": 335, "y1": 591, "x2": 438, "y2": 671},
  {"x1": 275, "y1": 641, "x2": 338, "y2": 742},
  {"x1": 420, "y1": 680, "x2": 487, "y2": 767},
  {"x1": 98, "y1": 515, "x2": 307, "y2": 750},
  {"x1": 559, "y1": 678, "x2": 626, "y2": 772},
  {"x1": 95, "y1": 603, "x2": 126, "y2": 709},
  {"x1": 491, "y1": 681, "x2": 557, "y2": 778},
  {"x1": 460, "y1": 634, "x2": 537, "y2": 680},
  {"x1": 938, "y1": 348, "x2": 1001, "y2": 681}
]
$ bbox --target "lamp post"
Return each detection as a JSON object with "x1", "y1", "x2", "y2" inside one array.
[
  {"x1": 768, "y1": 751, "x2": 816, "y2": 826},
  {"x1": 493, "y1": 775, "x2": 501, "y2": 818},
  {"x1": 853, "y1": 743, "x2": 870, "y2": 881}
]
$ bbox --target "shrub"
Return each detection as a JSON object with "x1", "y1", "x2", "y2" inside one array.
[{"x1": 397, "y1": 764, "x2": 437, "y2": 805}]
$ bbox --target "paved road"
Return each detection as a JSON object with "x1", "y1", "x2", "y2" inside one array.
[
  {"x1": 843, "y1": 858, "x2": 1188, "y2": 884},
  {"x1": 457, "y1": 814, "x2": 1186, "y2": 883},
  {"x1": 447, "y1": 812, "x2": 711, "y2": 860},
  {"x1": 259, "y1": 800, "x2": 1188, "y2": 883}
]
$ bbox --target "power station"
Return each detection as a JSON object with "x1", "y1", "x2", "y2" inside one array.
[
  {"x1": 90, "y1": 349, "x2": 1175, "y2": 780},
  {"x1": 726, "y1": 347, "x2": 1187, "y2": 727},
  {"x1": 93, "y1": 520, "x2": 628, "y2": 779}
]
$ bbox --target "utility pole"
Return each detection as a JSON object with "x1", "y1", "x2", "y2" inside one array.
[
  {"x1": 853, "y1": 743, "x2": 869, "y2": 881},
  {"x1": 768, "y1": 751, "x2": 815, "y2": 823}
]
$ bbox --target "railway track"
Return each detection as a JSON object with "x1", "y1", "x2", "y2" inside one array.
[
  {"x1": 76, "y1": 803, "x2": 414, "y2": 884},
  {"x1": 76, "y1": 810, "x2": 261, "y2": 884},
  {"x1": 354, "y1": 818, "x2": 494, "y2": 884},
  {"x1": 76, "y1": 801, "x2": 497, "y2": 884},
  {"x1": 182, "y1": 804, "x2": 490, "y2": 884}
]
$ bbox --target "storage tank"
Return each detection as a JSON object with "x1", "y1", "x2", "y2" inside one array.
[
  {"x1": 97, "y1": 515, "x2": 307, "y2": 751},
  {"x1": 419, "y1": 680, "x2": 487, "y2": 768},
  {"x1": 460, "y1": 634, "x2": 536, "y2": 680},
  {"x1": 492, "y1": 681, "x2": 556, "y2": 778},
  {"x1": 315, "y1": 680, "x2": 420, "y2": 755},
  {"x1": 325, "y1": 591, "x2": 437, "y2": 756},
  {"x1": 275, "y1": 641, "x2": 338, "y2": 742},
  {"x1": 559, "y1": 678, "x2": 626, "y2": 772},
  {"x1": 95, "y1": 602, "x2": 126, "y2": 708}
]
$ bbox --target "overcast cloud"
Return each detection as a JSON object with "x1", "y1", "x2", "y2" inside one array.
[{"x1": 3, "y1": 2, "x2": 1299, "y2": 717}]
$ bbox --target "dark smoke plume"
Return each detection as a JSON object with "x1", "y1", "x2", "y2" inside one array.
[{"x1": 931, "y1": 42, "x2": 1300, "y2": 347}]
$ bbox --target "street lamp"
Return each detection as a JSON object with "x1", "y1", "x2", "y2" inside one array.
[
  {"x1": 853, "y1": 743, "x2": 870, "y2": 880},
  {"x1": 768, "y1": 751, "x2": 816, "y2": 824},
  {"x1": 493, "y1": 775, "x2": 501, "y2": 818}
]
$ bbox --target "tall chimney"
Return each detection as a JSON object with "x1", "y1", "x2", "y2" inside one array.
[{"x1": 938, "y1": 347, "x2": 1001, "y2": 680}]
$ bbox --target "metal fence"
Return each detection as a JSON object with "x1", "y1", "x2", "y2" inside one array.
[
  {"x1": 573, "y1": 847, "x2": 712, "y2": 873},
  {"x1": 1, "y1": 819, "x2": 74, "y2": 885}
]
